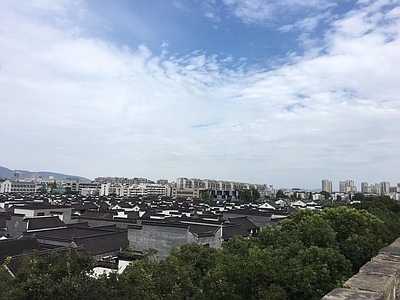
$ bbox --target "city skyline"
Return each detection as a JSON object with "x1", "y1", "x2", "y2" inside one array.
[
  {"x1": 1, "y1": 164, "x2": 399, "y2": 192},
  {"x1": 0, "y1": 1, "x2": 399, "y2": 189}
]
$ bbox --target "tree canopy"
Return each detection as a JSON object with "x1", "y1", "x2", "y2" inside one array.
[
  {"x1": 239, "y1": 188, "x2": 261, "y2": 203},
  {"x1": 275, "y1": 189, "x2": 287, "y2": 199}
]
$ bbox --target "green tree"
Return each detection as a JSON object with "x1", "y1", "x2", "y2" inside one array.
[
  {"x1": 319, "y1": 206, "x2": 390, "y2": 271},
  {"x1": 5, "y1": 250, "x2": 96, "y2": 300},
  {"x1": 239, "y1": 189, "x2": 252, "y2": 203},
  {"x1": 320, "y1": 191, "x2": 331, "y2": 200},
  {"x1": 251, "y1": 188, "x2": 261, "y2": 202},
  {"x1": 37, "y1": 185, "x2": 48, "y2": 194},
  {"x1": 353, "y1": 195, "x2": 400, "y2": 241},
  {"x1": 168, "y1": 243, "x2": 218, "y2": 291},
  {"x1": 120, "y1": 254, "x2": 197, "y2": 300},
  {"x1": 278, "y1": 209, "x2": 338, "y2": 249},
  {"x1": 0, "y1": 259, "x2": 13, "y2": 297},
  {"x1": 202, "y1": 191, "x2": 212, "y2": 204},
  {"x1": 213, "y1": 234, "x2": 351, "y2": 300},
  {"x1": 275, "y1": 190, "x2": 287, "y2": 199},
  {"x1": 352, "y1": 192, "x2": 365, "y2": 201}
]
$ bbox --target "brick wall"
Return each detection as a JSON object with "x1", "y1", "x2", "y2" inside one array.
[{"x1": 322, "y1": 237, "x2": 400, "y2": 300}]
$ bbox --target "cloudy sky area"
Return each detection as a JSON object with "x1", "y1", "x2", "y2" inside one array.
[{"x1": 0, "y1": 0, "x2": 399, "y2": 189}]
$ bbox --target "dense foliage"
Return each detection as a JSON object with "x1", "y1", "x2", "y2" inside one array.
[{"x1": 1, "y1": 195, "x2": 399, "y2": 300}]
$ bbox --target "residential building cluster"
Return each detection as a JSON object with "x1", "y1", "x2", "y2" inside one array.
[
  {"x1": 361, "y1": 181, "x2": 393, "y2": 195},
  {"x1": 94, "y1": 176, "x2": 156, "y2": 185},
  {"x1": 0, "y1": 174, "x2": 270, "y2": 201},
  {"x1": 3, "y1": 170, "x2": 398, "y2": 276},
  {"x1": 0, "y1": 189, "x2": 299, "y2": 276},
  {"x1": 339, "y1": 180, "x2": 357, "y2": 193},
  {"x1": 321, "y1": 180, "x2": 400, "y2": 200},
  {"x1": 2, "y1": 173, "x2": 400, "y2": 201}
]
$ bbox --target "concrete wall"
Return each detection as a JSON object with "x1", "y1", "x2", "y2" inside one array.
[
  {"x1": 187, "y1": 228, "x2": 223, "y2": 249},
  {"x1": 75, "y1": 217, "x2": 223, "y2": 258},
  {"x1": 127, "y1": 223, "x2": 189, "y2": 258},
  {"x1": 5, "y1": 214, "x2": 26, "y2": 237},
  {"x1": 322, "y1": 237, "x2": 400, "y2": 300},
  {"x1": 14, "y1": 207, "x2": 72, "y2": 224},
  {"x1": 74, "y1": 217, "x2": 136, "y2": 229}
]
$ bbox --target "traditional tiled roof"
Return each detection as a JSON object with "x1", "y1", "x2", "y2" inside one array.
[
  {"x1": 224, "y1": 209, "x2": 273, "y2": 217},
  {"x1": 221, "y1": 223, "x2": 250, "y2": 240},
  {"x1": 125, "y1": 211, "x2": 139, "y2": 219},
  {"x1": 228, "y1": 216, "x2": 259, "y2": 232},
  {"x1": 75, "y1": 234, "x2": 128, "y2": 255},
  {"x1": 188, "y1": 224, "x2": 220, "y2": 237},
  {"x1": 72, "y1": 203, "x2": 98, "y2": 211},
  {"x1": 0, "y1": 212, "x2": 10, "y2": 228},
  {"x1": 115, "y1": 202, "x2": 133, "y2": 208},
  {"x1": 15, "y1": 204, "x2": 71, "y2": 210},
  {"x1": 0, "y1": 236, "x2": 42, "y2": 265},
  {"x1": 25, "y1": 216, "x2": 66, "y2": 231},
  {"x1": 80, "y1": 211, "x2": 115, "y2": 219},
  {"x1": 34, "y1": 226, "x2": 129, "y2": 256}
]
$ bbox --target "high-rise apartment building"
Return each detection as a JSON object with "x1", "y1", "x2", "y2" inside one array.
[
  {"x1": 339, "y1": 180, "x2": 357, "y2": 193},
  {"x1": 322, "y1": 180, "x2": 332, "y2": 193},
  {"x1": 381, "y1": 181, "x2": 390, "y2": 195},
  {"x1": 371, "y1": 183, "x2": 381, "y2": 195},
  {"x1": 361, "y1": 182, "x2": 369, "y2": 194}
]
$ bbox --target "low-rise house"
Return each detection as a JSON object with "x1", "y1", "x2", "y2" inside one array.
[
  {"x1": 32, "y1": 224, "x2": 129, "y2": 260},
  {"x1": 292, "y1": 200, "x2": 307, "y2": 208},
  {"x1": 71, "y1": 203, "x2": 99, "y2": 215},
  {"x1": 5, "y1": 214, "x2": 67, "y2": 238},
  {"x1": 223, "y1": 209, "x2": 273, "y2": 228},
  {"x1": 24, "y1": 216, "x2": 67, "y2": 233},
  {"x1": 111, "y1": 202, "x2": 134, "y2": 211},
  {"x1": 258, "y1": 201, "x2": 280, "y2": 210},
  {"x1": 13, "y1": 204, "x2": 72, "y2": 223},
  {"x1": 228, "y1": 216, "x2": 260, "y2": 236},
  {"x1": 0, "y1": 236, "x2": 83, "y2": 277}
]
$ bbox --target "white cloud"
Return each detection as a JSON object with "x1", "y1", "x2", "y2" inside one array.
[
  {"x1": 279, "y1": 12, "x2": 331, "y2": 33},
  {"x1": 0, "y1": 0, "x2": 399, "y2": 188},
  {"x1": 220, "y1": 0, "x2": 335, "y2": 25},
  {"x1": 173, "y1": 1, "x2": 188, "y2": 12},
  {"x1": 205, "y1": 12, "x2": 221, "y2": 22},
  {"x1": 221, "y1": 0, "x2": 273, "y2": 24}
]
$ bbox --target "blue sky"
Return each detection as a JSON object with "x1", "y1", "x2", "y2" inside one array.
[{"x1": 0, "y1": 0, "x2": 399, "y2": 189}]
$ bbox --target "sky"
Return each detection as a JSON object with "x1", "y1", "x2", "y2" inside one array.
[{"x1": 0, "y1": 0, "x2": 399, "y2": 190}]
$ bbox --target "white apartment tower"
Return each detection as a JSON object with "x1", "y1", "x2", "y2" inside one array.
[
  {"x1": 381, "y1": 181, "x2": 390, "y2": 195},
  {"x1": 322, "y1": 180, "x2": 332, "y2": 193}
]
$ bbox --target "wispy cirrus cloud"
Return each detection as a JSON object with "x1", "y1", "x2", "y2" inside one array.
[
  {"x1": 173, "y1": 1, "x2": 188, "y2": 12},
  {"x1": 218, "y1": 0, "x2": 335, "y2": 25}
]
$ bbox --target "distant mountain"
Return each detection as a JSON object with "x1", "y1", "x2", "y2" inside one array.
[{"x1": 0, "y1": 166, "x2": 90, "y2": 181}]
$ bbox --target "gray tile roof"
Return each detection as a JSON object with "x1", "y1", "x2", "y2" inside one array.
[{"x1": 25, "y1": 216, "x2": 66, "y2": 231}]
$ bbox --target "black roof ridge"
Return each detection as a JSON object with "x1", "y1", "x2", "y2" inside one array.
[
  {"x1": 141, "y1": 220, "x2": 189, "y2": 228},
  {"x1": 8, "y1": 245, "x2": 84, "y2": 259}
]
